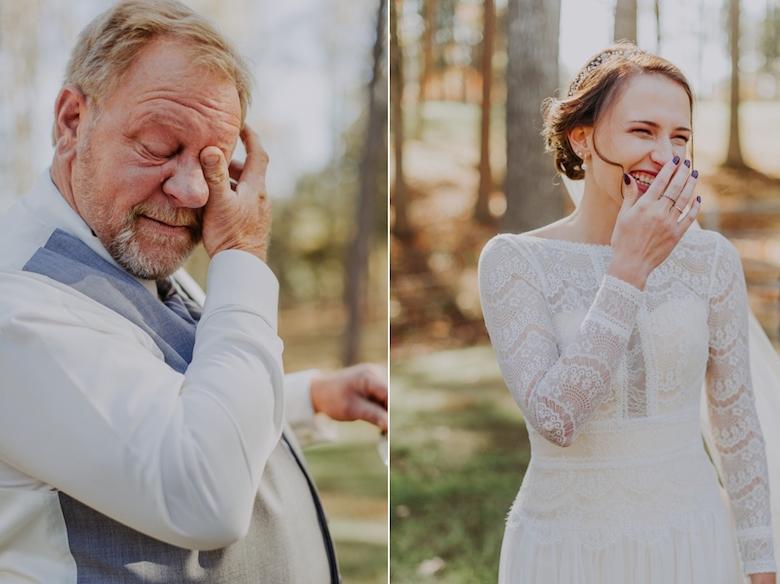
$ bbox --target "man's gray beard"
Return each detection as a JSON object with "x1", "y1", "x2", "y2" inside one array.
[
  {"x1": 73, "y1": 126, "x2": 201, "y2": 281},
  {"x1": 104, "y1": 219, "x2": 200, "y2": 281}
]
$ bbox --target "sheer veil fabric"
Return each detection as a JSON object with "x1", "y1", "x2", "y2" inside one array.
[{"x1": 561, "y1": 174, "x2": 780, "y2": 565}]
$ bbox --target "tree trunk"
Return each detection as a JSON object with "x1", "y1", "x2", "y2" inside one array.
[
  {"x1": 655, "y1": 0, "x2": 661, "y2": 49},
  {"x1": 503, "y1": 0, "x2": 562, "y2": 233},
  {"x1": 391, "y1": 0, "x2": 413, "y2": 240},
  {"x1": 343, "y1": 0, "x2": 388, "y2": 366},
  {"x1": 474, "y1": 0, "x2": 495, "y2": 224},
  {"x1": 614, "y1": 0, "x2": 637, "y2": 44},
  {"x1": 725, "y1": 0, "x2": 747, "y2": 168},
  {"x1": 419, "y1": 0, "x2": 436, "y2": 102}
]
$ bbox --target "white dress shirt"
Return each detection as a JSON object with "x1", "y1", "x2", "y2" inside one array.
[{"x1": 0, "y1": 171, "x2": 321, "y2": 580}]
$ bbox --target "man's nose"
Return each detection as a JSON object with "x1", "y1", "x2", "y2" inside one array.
[{"x1": 162, "y1": 157, "x2": 209, "y2": 208}]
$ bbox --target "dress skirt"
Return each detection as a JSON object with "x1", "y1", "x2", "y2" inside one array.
[
  {"x1": 495, "y1": 410, "x2": 754, "y2": 584},
  {"x1": 498, "y1": 484, "x2": 746, "y2": 584}
]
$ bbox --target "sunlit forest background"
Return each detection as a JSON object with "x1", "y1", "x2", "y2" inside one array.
[
  {"x1": 0, "y1": 1, "x2": 387, "y2": 582},
  {"x1": 390, "y1": 0, "x2": 780, "y2": 581}
]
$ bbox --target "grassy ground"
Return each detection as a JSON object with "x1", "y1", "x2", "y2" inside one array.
[
  {"x1": 390, "y1": 346, "x2": 528, "y2": 583},
  {"x1": 282, "y1": 310, "x2": 388, "y2": 584},
  {"x1": 306, "y1": 434, "x2": 388, "y2": 584}
]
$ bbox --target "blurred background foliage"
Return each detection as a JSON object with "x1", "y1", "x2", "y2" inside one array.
[
  {"x1": 269, "y1": 94, "x2": 388, "y2": 315},
  {"x1": 0, "y1": 0, "x2": 387, "y2": 582}
]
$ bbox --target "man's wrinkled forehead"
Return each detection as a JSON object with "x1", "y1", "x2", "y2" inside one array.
[
  {"x1": 103, "y1": 38, "x2": 242, "y2": 130},
  {"x1": 90, "y1": 35, "x2": 245, "y2": 126}
]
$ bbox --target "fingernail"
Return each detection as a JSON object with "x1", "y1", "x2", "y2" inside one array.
[
  {"x1": 692, "y1": 170, "x2": 698, "y2": 178},
  {"x1": 684, "y1": 159, "x2": 691, "y2": 167},
  {"x1": 202, "y1": 153, "x2": 219, "y2": 167},
  {"x1": 696, "y1": 196, "x2": 701, "y2": 203},
  {"x1": 623, "y1": 173, "x2": 631, "y2": 185},
  {"x1": 673, "y1": 156, "x2": 680, "y2": 165}
]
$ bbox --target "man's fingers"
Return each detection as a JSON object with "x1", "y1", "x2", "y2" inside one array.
[
  {"x1": 199, "y1": 136, "x2": 271, "y2": 260},
  {"x1": 358, "y1": 364, "x2": 388, "y2": 407},
  {"x1": 200, "y1": 147, "x2": 230, "y2": 198},
  {"x1": 227, "y1": 160, "x2": 244, "y2": 191},
  {"x1": 239, "y1": 127, "x2": 269, "y2": 191},
  {"x1": 349, "y1": 398, "x2": 388, "y2": 432},
  {"x1": 228, "y1": 159, "x2": 244, "y2": 182},
  {"x1": 309, "y1": 364, "x2": 388, "y2": 429}
]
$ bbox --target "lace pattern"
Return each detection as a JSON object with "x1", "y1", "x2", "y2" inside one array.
[
  {"x1": 706, "y1": 240, "x2": 775, "y2": 573},
  {"x1": 478, "y1": 230, "x2": 776, "y2": 575}
]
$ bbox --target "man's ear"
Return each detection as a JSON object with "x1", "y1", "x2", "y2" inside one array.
[
  {"x1": 567, "y1": 126, "x2": 592, "y2": 159},
  {"x1": 53, "y1": 84, "x2": 90, "y2": 159}
]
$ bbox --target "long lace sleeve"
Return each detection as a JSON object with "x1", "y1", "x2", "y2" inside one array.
[
  {"x1": 478, "y1": 236, "x2": 642, "y2": 447},
  {"x1": 706, "y1": 237, "x2": 776, "y2": 575}
]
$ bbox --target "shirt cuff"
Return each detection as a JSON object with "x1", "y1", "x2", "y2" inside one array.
[
  {"x1": 590, "y1": 274, "x2": 644, "y2": 338},
  {"x1": 284, "y1": 369, "x2": 338, "y2": 446},
  {"x1": 737, "y1": 526, "x2": 777, "y2": 575},
  {"x1": 203, "y1": 250, "x2": 279, "y2": 332}
]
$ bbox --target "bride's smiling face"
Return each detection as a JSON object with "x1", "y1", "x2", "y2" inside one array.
[{"x1": 573, "y1": 73, "x2": 692, "y2": 205}]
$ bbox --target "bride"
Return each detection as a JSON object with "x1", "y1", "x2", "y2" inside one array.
[{"x1": 478, "y1": 44, "x2": 776, "y2": 583}]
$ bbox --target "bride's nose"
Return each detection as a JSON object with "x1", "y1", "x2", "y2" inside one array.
[{"x1": 649, "y1": 138, "x2": 677, "y2": 166}]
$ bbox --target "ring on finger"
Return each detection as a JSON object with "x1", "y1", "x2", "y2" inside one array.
[
  {"x1": 662, "y1": 193, "x2": 676, "y2": 202},
  {"x1": 672, "y1": 204, "x2": 684, "y2": 213}
]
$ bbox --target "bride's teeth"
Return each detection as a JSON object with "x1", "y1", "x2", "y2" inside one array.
[{"x1": 630, "y1": 173, "x2": 652, "y2": 186}]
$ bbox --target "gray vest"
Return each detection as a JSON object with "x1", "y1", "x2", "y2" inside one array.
[{"x1": 24, "y1": 229, "x2": 339, "y2": 583}]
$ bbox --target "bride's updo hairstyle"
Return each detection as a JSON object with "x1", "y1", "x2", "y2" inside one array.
[{"x1": 543, "y1": 42, "x2": 694, "y2": 180}]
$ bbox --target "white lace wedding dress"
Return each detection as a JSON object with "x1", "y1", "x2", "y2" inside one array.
[{"x1": 478, "y1": 228, "x2": 776, "y2": 583}]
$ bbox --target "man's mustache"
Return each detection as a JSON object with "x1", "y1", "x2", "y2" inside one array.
[{"x1": 129, "y1": 202, "x2": 203, "y2": 235}]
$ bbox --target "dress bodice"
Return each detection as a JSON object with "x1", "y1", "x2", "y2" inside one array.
[{"x1": 478, "y1": 228, "x2": 776, "y2": 575}]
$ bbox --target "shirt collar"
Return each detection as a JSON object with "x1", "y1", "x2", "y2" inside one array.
[{"x1": 24, "y1": 170, "x2": 158, "y2": 297}]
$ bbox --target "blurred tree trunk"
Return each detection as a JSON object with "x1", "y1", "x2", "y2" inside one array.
[
  {"x1": 391, "y1": 0, "x2": 412, "y2": 240},
  {"x1": 414, "y1": 0, "x2": 436, "y2": 138},
  {"x1": 655, "y1": 0, "x2": 661, "y2": 49},
  {"x1": 474, "y1": 0, "x2": 495, "y2": 224},
  {"x1": 725, "y1": 0, "x2": 747, "y2": 168},
  {"x1": 503, "y1": 0, "x2": 562, "y2": 233},
  {"x1": 760, "y1": 1, "x2": 780, "y2": 90},
  {"x1": 343, "y1": 0, "x2": 387, "y2": 366},
  {"x1": 419, "y1": 0, "x2": 436, "y2": 102},
  {"x1": 614, "y1": 0, "x2": 637, "y2": 43},
  {"x1": 696, "y1": 0, "x2": 707, "y2": 86}
]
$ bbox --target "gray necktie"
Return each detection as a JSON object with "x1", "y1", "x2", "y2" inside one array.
[{"x1": 157, "y1": 277, "x2": 202, "y2": 325}]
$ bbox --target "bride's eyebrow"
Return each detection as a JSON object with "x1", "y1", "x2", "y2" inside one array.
[{"x1": 630, "y1": 120, "x2": 692, "y2": 133}]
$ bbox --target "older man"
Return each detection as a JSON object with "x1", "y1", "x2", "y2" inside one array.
[{"x1": 0, "y1": 1, "x2": 386, "y2": 582}]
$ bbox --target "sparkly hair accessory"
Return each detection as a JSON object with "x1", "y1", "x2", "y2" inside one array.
[{"x1": 567, "y1": 48, "x2": 644, "y2": 97}]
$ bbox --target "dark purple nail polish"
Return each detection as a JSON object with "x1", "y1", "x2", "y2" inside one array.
[
  {"x1": 696, "y1": 196, "x2": 701, "y2": 203},
  {"x1": 684, "y1": 159, "x2": 691, "y2": 167},
  {"x1": 673, "y1": 156, "x2": 680, "y2": 165},
  {"x1": 623, "y1": 173, "x2": 631, "y2": 185},
  {"x1": 692, "y1": 170, "x2": 698, "y2": 178}
]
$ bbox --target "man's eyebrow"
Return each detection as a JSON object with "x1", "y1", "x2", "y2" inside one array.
[{"x1": 630, "y1": 119, "x2": 692, "y2": 133}]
